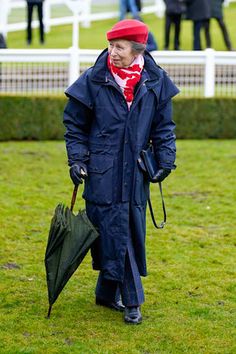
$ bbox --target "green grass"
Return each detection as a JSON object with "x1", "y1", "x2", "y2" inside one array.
[
  {"x1": 0, "y1": 140, "x2": 236, "y2": 353},
  {"x1": 7, "y1": 4, "x2": 236, "y2": 50}
]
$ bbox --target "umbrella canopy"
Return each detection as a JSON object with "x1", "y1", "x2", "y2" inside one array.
[{"x1": 45, "y1": 186, "x2": 99, "y2": 318}]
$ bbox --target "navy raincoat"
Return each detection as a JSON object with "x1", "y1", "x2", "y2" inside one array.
[{"x1": 63, "y1": 49, "x2": 179, "y2": 282}]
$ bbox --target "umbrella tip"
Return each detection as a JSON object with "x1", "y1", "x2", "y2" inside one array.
[{"x1": 46, "y1": 305, "x2": 52, "y2": 319}]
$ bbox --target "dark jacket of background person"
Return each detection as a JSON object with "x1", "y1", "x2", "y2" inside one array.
[
  {"x1": 186, "y1": 0, "x2": 210, "y2": 21},
  {"x1": 0, "y1": 34, "x2": 7, "y2": 49},
  {"x1": 164, "y1": 0, "x2": 186, "y2": 15},
  {"x1": 211, "y1": 0, "x2": 224, "y2": 19},
  {"x1": 63, "y1": 49, "x2": 178, "y2": 281},
  {"x1": 146, "y1": 32, "x2": 158, "y2": 51}
]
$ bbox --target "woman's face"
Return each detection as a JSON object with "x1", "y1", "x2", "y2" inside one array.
[{"x1": 108, "y1": 39, "x2": 136, "y2": 68}]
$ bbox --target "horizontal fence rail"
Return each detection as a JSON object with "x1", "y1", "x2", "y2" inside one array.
[
  {"x1": 0, "y1": 48, "x2": 236, "y2": 97},
  {"x1": 1, "y1": 0, "x2": 164, "y2": 37}
]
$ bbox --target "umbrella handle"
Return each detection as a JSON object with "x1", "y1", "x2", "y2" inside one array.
[{"x1": 70, "y1": 185, "x2": 78, "y2": 212}]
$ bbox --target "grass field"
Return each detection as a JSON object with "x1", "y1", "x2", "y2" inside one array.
[
  {"x1": 0, "y1": 140, "x2": 236, "y2": 353},
  {"x1": 7, "y1": 3, "x2": 236, "y2": 50}
]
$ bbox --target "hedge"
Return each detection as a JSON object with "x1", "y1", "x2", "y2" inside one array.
[
  {"x1": 0, "y1": 96, "x2": 236, "y2": 140},
  {"x1": 0, "y1": 96, "x2": 65, "y2": 141},
  {"x1": 173, "y1": 98, "x2": 236, "y2": 139}
]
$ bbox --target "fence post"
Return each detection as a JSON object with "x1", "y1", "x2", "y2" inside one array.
[
  {"x1": 69, "y1": 46, "x2": 80, "y2": 85},
  {"x1": 72, "y1": 13, "x2": 79, "y2": 48},
  {"x1": 66, "y1": 0, "x2": 83, "y2": 48},
  {"x1": 0, "y1": 0, "x2": 9, "y2": 39},
  {"x1": 82, "y1": 0, "x2": 91, "y2": 28},
  {"x1": 44, "y1": 0, "x2": 51, "y2": 33},
  {"x1": 204, "y1": 48, "x2": 215, "y2": 97},
  {"x1": 155, "y1": 0, "x2": 165, "y2": 18}
]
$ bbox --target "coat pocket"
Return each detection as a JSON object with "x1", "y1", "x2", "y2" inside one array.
[
  {"x1": 83, "y1": 154, "x2": 113, "y2": 205},
  {"x1": 134, "y1": 167, "x2": 150, "y2": 205}
]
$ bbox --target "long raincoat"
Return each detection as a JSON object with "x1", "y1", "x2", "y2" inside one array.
[{"x1": 63, "y1": 49, "x2": 179, "y2": 282}]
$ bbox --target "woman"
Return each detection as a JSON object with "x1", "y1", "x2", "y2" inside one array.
[
  {"x1": 206, "y1": 0, "x2": 233, "y2": 51},
  {"x1": 26, "y1": 0, "x2": 45, "y2": 45},
  {"x1": 186, "y1": 0, "x2": 211, "y2": 50},
  {"x1": 119, "y1": 0, "x2": 141, "y2": 21},
  {"x1": 63, "y1": 19, "x2": 179, "y2": 325},
  {"x1": 163, "y1": 0, "x2": 186, "y2": 50}
]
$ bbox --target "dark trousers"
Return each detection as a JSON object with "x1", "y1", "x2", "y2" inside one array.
[
  {"x1": 216, "y1": 18, "x2": 232, "y2": 50},
  {"x1": 164, "y1": 13, "x2": 181, "y2": 50},
  {"x1": 27, "y1": 3, "x2": 44, "y2": 43},
  {"x1": 204, "y1": 18, "x2": 232, "y2": 50},
  {"x1": 203, "y1": 19, "x2": 211, "y2": 48},
  {"x1": 95, "y1": 234, "x2": 145, "y2": 307},
  {"x1": 193, "y1": 19, "x2": 209, "y2": 50}
]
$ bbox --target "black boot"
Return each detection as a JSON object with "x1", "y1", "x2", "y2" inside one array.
[
  {"x1": 124, "y1": 306, "x2": 142, "y2": 324},
  {"x1": 95, "y1": 297, "x2": 125, "y2": 312}
]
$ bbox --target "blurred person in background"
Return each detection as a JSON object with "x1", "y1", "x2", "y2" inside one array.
[
  {"x1": 26, "y1": 0, "x2": 45, "y2": 45},
  {"x1": 163, "y1": 0, "x2": 186, "y2": 50},
  {"x1": 146, "y1": 31, "x2": 158, "y2": 51},
  {"x1": 120, "y1": 0, "x2": 141, "y2": 20},
  {"x1": 186, "y1": 0, "x2": 211, "y2": 50},
  {"x1": 136, "y1": 0, "x2": 142, "y2": 12},
  {"x1": 0, "y1": 33, "x2": 7, "y2": 49},
  {"x1": 63, "y1": 19, "x2": 178, "y2": 325},
  {"x1": 0, "y1": 33, "x2": 7, "y2": 84},
  {"x1": 205, "y1": 0, "x2": 234, "y2": 51}
]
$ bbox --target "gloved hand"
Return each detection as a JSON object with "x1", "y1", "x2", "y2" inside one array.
[
  {"x1": 154, "y1": 168, "x2": 171, "y2": 182},
  {"x1": 69, "y1": 163, "x2": 88, "y2": 185}
]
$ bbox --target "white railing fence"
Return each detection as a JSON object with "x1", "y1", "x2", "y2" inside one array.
[
  {"x1": 3, "y1": 0, "x2": 235, "y2": 38},
  {"x1": 0, "y1": 48, "x2": 236, "y2": 97},
  {"x1": 0, "y1": 0, "x2": 165, "y2": 39}
]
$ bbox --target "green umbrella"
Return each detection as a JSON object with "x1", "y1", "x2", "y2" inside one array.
[{"x1": 45, "y1": 186, "x2": 99, "y2": 318}]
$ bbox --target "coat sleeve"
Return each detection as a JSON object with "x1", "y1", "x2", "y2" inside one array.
[
  {"x1": 63, "y1": 96, "x2": 92, "y2": 166},
  {"x1": 150, "y1": 73, "x2": 179, "y2": 170}
]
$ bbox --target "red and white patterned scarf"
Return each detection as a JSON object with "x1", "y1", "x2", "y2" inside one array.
[{"x1": 107, "y1": 54, "x2": 144, "y2": 110}]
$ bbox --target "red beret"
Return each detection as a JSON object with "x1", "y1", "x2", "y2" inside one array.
[{"x1": 106, "y1": 19, "x2": 148, "y2": 44}]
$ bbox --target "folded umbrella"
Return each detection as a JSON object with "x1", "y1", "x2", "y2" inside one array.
[{"x1": 45, "y1": 185, "x2": 99, "y2": 318}]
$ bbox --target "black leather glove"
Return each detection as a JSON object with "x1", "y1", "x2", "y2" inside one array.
[
  {"x1": 69, "y1": 163, "x2": 88, "y2": 185},
  {"x1": 154, "y1": 168, "x2": 171, "y2": 182}
]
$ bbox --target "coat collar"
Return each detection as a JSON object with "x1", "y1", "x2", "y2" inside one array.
[{"x1": 90, "y1": 49, "x2": 163, "y2": 86}]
